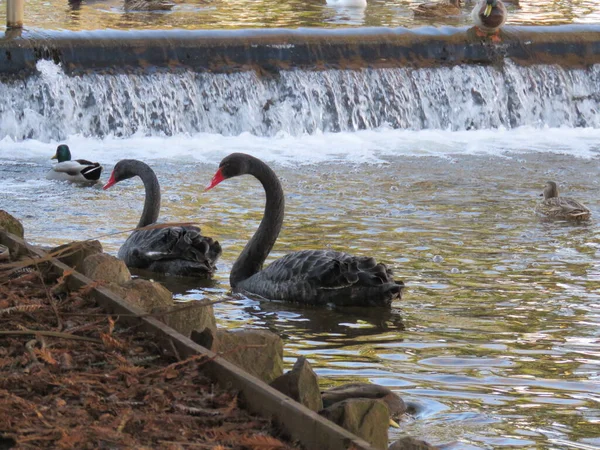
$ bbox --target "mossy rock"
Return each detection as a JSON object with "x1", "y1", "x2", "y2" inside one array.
[
  {"x1": 214, "y1": 329, "x2": 284, "y2": 384},
  {"x1": 0, "y1": 210, "x2": 24, "y2": 238}
]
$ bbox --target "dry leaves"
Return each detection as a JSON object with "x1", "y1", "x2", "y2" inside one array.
[{"x1": 0, "y1": 259, "x2": 301, "y2": 450}]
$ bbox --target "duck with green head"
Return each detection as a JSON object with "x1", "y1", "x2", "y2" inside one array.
[
  {"x1": 46, "y1": 144, "x2": 103, "y2": 183},
  {"x1": 471, "y1": 0, "x2": 507, "y2": 42},
  {"x1": 535, "y1": 181, "x2": 591, "y2": 221}
]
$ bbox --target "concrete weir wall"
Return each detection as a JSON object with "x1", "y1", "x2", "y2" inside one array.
[{"x1": 1, "y1": 25, "x2": 600, "y2": 76}]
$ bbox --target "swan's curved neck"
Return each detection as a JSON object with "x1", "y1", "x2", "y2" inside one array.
[
  {"x1": 135, "y1": 162, "x2": 161, "y2": 228},
  {"x1": 231, "y1": 158, "x2": 284, "y2": 287}
]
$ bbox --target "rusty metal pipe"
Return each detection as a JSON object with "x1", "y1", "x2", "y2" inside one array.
[{"x1": 6, "y1": 0, "x2": 24, "y2": 28}]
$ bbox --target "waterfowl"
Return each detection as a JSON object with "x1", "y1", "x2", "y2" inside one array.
[
  {"x1": 414, "y1": 0, "x2": 461, "y2": 18},
  {"x1": 124, "y1": 0, "x2": 174, "y2": 11},
  {"x1": 205, "y1": 153, "x2": 404, "y2": 307},
  {"x1": 535, "y1": 181, "x2": 591, "y2": 221},
  {"x1": 103, "y1": 159, "x2": 222, "y2": 278},
  {"x1": 471, "y1": 0, "x2": 507, "y2": 41},
  {"x1": 46, "y1": 144, "x2": 103, "y2": 183}
]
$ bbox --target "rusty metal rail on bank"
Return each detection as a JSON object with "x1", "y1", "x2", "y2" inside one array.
[
  {"x1": 1, "y1": 25, "x2": 600, "y2": 75},
  {"x1": 0, "y1": 230, "x2": 377, "y2": 450}
]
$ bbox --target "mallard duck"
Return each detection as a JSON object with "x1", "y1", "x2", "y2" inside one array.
[
  {"x1": 46, "y1": 145, "x2": 103, "y2": 183},
  {"x1": 414, "y1": 0, "x2": 461, "y2": 18},
  {"x1": 471, "y1": 0, "x2": 507, "y2": 41},
  {"x1": 535, "y1": 181, "x2": 591, "y2": 221},
  {"x1": 124, "y1": 0, "x2": 174, "y2": 11}
]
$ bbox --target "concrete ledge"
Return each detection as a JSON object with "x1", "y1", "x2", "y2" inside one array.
[
  {"x1": 1, "y1": 25, "x2": 600, "y2": 75},
  {"x1": 0, "y1": 230, "x2": 377, "y2": 450}
]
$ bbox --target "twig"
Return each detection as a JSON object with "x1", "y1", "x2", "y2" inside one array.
[
  {"x1": 169, "y1": 339, "x2": 182, "y2": 362},
  {"x1": 116, "y1": 410, "x2": 133, "y2": 434},
  {"x1": 61, "y1": 298, "x2": 230, "y2": 318},
  {"x1": 27, "y1": 249, "x2": 63, "y2": 331},
  {"x1": 143, "y1": 354, "x2": 208, "y2": 378},
  {"x1": 0, "y1": 330, "x2": 102, "y2": 344},
  {"x1": 157, "y1": 442, "x2": 217, "y2": 448}
]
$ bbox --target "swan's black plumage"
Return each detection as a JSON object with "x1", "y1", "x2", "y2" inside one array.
[
  {"x1": 205, "y1": 153, "x2": 404, "y2": 307},
  {"x1": 104, "y1": 159, "x2": 221, "y2": 278}
]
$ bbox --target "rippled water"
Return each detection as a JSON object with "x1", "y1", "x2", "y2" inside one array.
[
  {"x1": 1, "y1": 136, "x2": 599, "y2": 448},
  {"x1": 1, "y1": 0, "x2": 600, "y2": 30}
]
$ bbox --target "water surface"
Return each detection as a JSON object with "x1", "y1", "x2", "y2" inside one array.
[
  {"x1": 1, "y1": 0, "x2": 600, "y2": 30},
  {"x1": 1, "y1": 135, "x2": 599, "y2": 448}
]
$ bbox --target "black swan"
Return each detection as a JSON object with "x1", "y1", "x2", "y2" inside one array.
[
  {"x1": 103, "y1": 159, "x2": 222, "y2": 277},
  {"x1": 205, "y1": 153, "x2": 404, "y2": 306}
]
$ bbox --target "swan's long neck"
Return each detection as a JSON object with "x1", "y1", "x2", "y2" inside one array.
[
  {"x1": 230, "y1": 158, "x2": 285, "y2": 287},
  {"x1": 135, "y1": 162, "x2": 161, "y2": 228}
]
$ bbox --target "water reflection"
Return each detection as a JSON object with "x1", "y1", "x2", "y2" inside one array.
[
  {"x1": 1, "y1": 0, "x2": 600, "y2": 30},
  {"x1": 1, "y1": 149, "x2": 599, "y2": 448}
]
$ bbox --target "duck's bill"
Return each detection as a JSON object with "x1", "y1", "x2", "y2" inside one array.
[
  {"x1": 50, "y1": 153, "x2": 57, "y2": 160},
  {"x1": 102, "y1": 172, "x2": 116, "y2": 190},
  {"x1": 389, "y1": 418, "x2": 400, "y2": 428},
  {"x1": 484, "y1": 4, "x2": 493, "y2": 16},
  {"x1": 204, "y1": 168, "x2": 225, "y2": 191}
]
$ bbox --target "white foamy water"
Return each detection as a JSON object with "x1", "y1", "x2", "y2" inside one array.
[
  {"x1": 2, "y1": 60, "x2": 600, "y2": 141},
  {"x1": 1, "y1": 126, "x2": 600, "y2": 170}
]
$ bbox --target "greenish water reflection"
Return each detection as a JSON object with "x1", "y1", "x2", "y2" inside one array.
[
  {"x1": 1, "y1": 0, "x2": 600, "y2": 30},
  {"x1": 2, "y1": 151, "x2": 599, "y2": 449}
]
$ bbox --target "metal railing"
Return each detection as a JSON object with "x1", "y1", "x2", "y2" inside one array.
[{"x1": 7, "y1": 0, "x2": 24, "y2": 28}]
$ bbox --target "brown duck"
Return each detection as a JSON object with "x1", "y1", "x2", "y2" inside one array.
[
  {"x1": 413, "y1": 0, "x2": 461, "y2": 18},
  {"x1": 535, "y1": 181, "x2": 591, "y2": 221}
]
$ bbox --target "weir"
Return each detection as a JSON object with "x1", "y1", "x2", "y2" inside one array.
[{"x1": 1, "y1": 26, "x2": 599, "y2": 140}]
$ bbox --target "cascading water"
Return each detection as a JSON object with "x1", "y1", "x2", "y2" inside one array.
[{"x1": 1, "y1": 59, "x2": 599, "y2": 141}]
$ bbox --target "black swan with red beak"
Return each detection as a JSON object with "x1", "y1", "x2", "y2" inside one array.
[
  {"x1": 104, "y1": 159, "x2": 221, "y2": 278},
  {"x1": 205, "y1": 153, "x2": 404, "y2": 307}
]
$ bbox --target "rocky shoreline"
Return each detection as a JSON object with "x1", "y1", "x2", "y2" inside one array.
[{"x1": 1, "y1": 210, "x2": 435, "y2": 450}]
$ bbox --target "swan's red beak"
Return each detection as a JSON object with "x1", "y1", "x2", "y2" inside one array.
[
  {"x1": 205, "y1": 168, "x2": 225, "y2": 191},
  {"x1": 103, "y1": 171, "x2": 116, "y2": 190}
]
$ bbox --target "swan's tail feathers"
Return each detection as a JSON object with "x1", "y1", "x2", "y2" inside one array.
[
  {"x1": 309, "y1": 251, "x2": 405, "y2": 307},
  {"x1": 125, "y1": 226, "x2": 222, "y2": 278}
]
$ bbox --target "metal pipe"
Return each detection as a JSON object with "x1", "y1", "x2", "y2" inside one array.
[{"x1": 7, "y1": 0, "x2": 24, "y2": 29}]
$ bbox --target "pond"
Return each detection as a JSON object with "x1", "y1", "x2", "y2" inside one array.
[
  {"x1": 1, "y1": 131, "x2": 599, "y2": 449},
  {"x1": 1, "y1": 0, "x2": 600, "y2": 30}
]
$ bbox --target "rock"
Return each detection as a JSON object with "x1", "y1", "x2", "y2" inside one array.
[
  {"x1": 191, "y1": 328, "x2": 215, "y2": 349},
  {"x1": 0, "y1": 210, "x2": 24, "y2": 238},
  {"x1": 0, "y1": 244, "x2": 9, "y2": 262},
  {"x1": 163, "y1": 300, "x2": 217, "y2": 339},
  {"x1": 214, "y1": 329, "x2": 284, "y2": 384},
  {"x1": 320, "y1": 398, "x2": 389, "y2": 450},
  {"x1": 270, "y1": 356, "x2": 323, "y2": 412},
  {"x1": 49, "y1": 240, "x2": 103, "y2": 270},
  {"x1": 80, "y1": 253, "x2": 131, "y2": 284},
  {"x1": 322, "y1": 382, "x2": 406, "y2": 418},
  {"x1": 389, "y1": 437, "x2": 437, "y2": 450},
  {"x1": 109, "y1": 279, "x2": 217, "y2": 338},
  {"x1": 108, "y1": 278, "x2": 172, "y2": 311}
]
